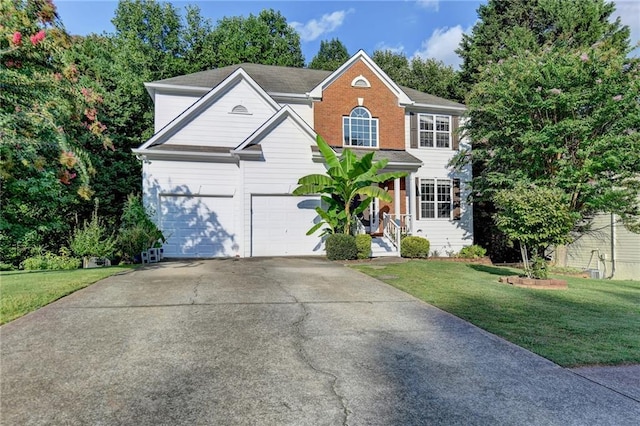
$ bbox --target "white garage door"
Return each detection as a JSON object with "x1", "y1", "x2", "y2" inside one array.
[
  {"x1": 160, "y1": 195, "x2": 237, "y2": 258},
  {"x1": 252, "y1": 195, "x2": 324, "y2": 256}
]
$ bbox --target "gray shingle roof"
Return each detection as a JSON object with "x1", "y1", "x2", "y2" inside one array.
[{"x1": 151, "y1": 63, "x2": 465, "y2": 109}]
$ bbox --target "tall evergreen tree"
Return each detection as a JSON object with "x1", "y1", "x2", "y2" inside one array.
[
  {"x1": 457, "y1": 0, "x2": 630, "y2": 89},
  {"x1": 308, "y1": 38, "x2": 349, "y2": 71}
]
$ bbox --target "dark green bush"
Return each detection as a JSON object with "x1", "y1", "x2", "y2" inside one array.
[
  {"x1": 458, "y1": 244, "x2": 487, "y2": 259},
  {"x1": 326, "y1": 233, "x2": 357, "y2": 260},
  {"x1": 355, "y1": 234, "x2": 372, "y2": 259},
  {"x1": 400, "y1": 236, "x2": 430, "y2": 258}
]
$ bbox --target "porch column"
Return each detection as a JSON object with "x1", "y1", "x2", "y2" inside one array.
[
  {"x1": 406, "y1": 173, "x2": 414, "y2": 233},
  {"x1": 394, "y1": 177, "x2": 401, "y2": 218}
]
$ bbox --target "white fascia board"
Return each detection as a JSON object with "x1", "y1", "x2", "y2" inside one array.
[
  {"x1": 138, "y1": 68, "x2": 280, "y2": 150},
  {"x1": 144, "y1": 82, "x2": 210, "y2": 97},
  {"x1": 308, "y1": 50, "x2": 413, "y2": 105},
  {"x1": 132, "y1": 148, "x2": 237, "y2": 163},
  {"x1": 234, "y1": 105, "x2": 316, "y2": 151}
]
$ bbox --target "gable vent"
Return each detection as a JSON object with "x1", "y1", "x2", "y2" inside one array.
[
  {"x1": 351, "y1": 75, "x2": 371, "y2": 88},
  {"x1": 230, "y1": 104, "x2": 250, "y2": 114}
]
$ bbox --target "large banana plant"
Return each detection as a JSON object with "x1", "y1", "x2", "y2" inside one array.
[{"x1": 293, "y1": 135, "x2": 407, "y2": 235}]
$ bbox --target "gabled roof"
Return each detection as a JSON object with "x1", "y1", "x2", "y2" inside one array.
[
  {"x1": 234, "y1": 105, "x2": 316, "y2": 153},
  {"x1": 148, "y1": 63, "x2": 331, "y2": 96},
  {"x1": 307, "y1": 50, "x2": 412, "y2": 105},
  {"x1": 146, "y1": 55, "x2": 465, "y2": 110},
  {"x1": 138, "y1": 68, "x2": 280, "y2": 150}
]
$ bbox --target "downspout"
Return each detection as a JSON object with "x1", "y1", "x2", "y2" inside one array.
[{"x1": 608, "y1": 213, "x2": 616, "y2": 279}]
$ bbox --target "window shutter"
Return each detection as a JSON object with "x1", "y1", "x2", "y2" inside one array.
[
  {"x1": 452, "y1": 116, "x2": 460, "y2": 151},
  {"x1": 415, "y1": 177, "x2": 421, "y2": 219},
  {"x1": 410, "y1": 112, "x2": 418, "y2": 149},
  {"x1": 452, "y1": 178, "x2": 461, "y2": 220}
]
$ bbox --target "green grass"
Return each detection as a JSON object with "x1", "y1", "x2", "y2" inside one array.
[
  {"x1": 0, "y1": 266, "x2": 134, "y2": 325},
  {"x1": 352, "y1": 260, "x2": 640, "y2": 367}
]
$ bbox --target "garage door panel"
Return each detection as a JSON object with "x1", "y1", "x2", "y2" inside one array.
[
  {"x1": 252, "y1": 195, "x2": 324, "y2": 256},
  {"x1": 160, "y1": 195, "x2": 237, "y2": 258}
]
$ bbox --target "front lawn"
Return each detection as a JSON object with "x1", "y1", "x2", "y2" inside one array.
[
  {"x1": 352, "y1": 260, "x2": 640, "y2": 367},
  {"x1": 0, "y1": 266, "x2": 134, "y2": 325}
]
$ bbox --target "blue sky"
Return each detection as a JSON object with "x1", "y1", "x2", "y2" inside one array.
[{"x1": 56, "y1": 0, "x2": 640, "y2": 68}]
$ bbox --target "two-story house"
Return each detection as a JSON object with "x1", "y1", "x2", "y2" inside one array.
[{"x1": 133, "y1": 50, "x2": 473, "y2": 258}]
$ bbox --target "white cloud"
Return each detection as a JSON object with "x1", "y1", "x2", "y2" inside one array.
[
  {"x1": 291, "y1": 9, "x2": 354, "y2": 42},
  {"x1": 413, "y1": 25, "x2": 470, "y2": 68},
  {"x1": 611, "y1": 1, "x2": 640, "y2": 54},
  {"x1": 416, "y1": 0, "x2": 440, "y2": 11},
  {"x1": 375, "y1": 42, "x2": 406, "y2": 54}
]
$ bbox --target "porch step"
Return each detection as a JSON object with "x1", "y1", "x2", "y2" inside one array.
[{"x1": 371, "y1": 236, "x2": 399, "y2": 257}]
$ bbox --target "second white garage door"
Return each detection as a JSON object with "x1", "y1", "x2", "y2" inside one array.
[{"x1": 251, "y1": 195, "x2": 324, "y2": 256}]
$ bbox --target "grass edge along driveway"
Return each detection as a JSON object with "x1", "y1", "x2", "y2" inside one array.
[
  {"x1": 0, "y1": 266, "x2": 134, "y2": 325},
  {"x1": 352, "y1": 260, "x2": 639, "y2": 367}
]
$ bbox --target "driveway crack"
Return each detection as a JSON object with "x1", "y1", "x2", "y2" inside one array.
[
  {"x1": 189, "y1": 276, "x2": 202, "y2": 304},
  {"x1": 276, "y1": 279, "x2": 351, "y2": 426}
]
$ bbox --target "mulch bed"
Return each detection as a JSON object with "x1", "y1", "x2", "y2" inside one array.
[{"x1": 499, "y1": 275, "x2": 568, "y2": 290}]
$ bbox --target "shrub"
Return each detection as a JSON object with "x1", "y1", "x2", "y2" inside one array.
[
  {"x1": 458, "y1": 245, "x2": 487, "y2": 259},
  {"x1": 531, "y1": 254, "x2": 549, "y2": 279},
  {"x1": 70, "y1": 208, "x2": 116, "y2": 259},
  {"x1": 21, "y1": 251, "x2": 81, "y2": 271},
  {"x1": 118, "y1": 194, "x2": 165, "y2": 260},
  {"x1": 355, "y1": 234, "x2": 372, "y2": 259},
  {"x1": 325, "y1": 233, "x2": 357, "y2": 260},
  {"x1": 0, "y1": 262, "x2": 14, "y2": 271},
  {"x1": 401, "y1": 236, "x2": 430, "y2": 258}
]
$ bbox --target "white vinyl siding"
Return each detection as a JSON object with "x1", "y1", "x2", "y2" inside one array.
[{"x1": 164, "y1": 79, "x2": 277, "y2": 148}]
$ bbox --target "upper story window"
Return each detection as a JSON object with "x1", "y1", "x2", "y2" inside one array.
[
  {"x1": 343, "y1": 107, "x2": 378, "y2": 148},
  {"x1": 419, "y1": 114, "x2": 451, "y2": 148}
]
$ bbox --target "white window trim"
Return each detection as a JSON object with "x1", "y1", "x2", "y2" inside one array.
[
  {"x1": 419, "y1": 178, "x2": 453, "y2": 220},
  {"x1": 343, "y1": 107, "x2": 379, "y2": 148},
  {"x1": 351, "y1": 74, "x2": 371, "y2": 88},
  {"x1": 418, "y1": 114, "x2": 451, "y2": 149}
]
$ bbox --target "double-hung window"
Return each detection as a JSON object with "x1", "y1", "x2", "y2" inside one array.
[
  {"x1": 343, "y1": 107, "x2": 378, "y2": 148},
  {"x1": 420, "y1": 179, "x2": 452, "y2": 219},
  {"x1": 419, "y1": 114, "x2": 451, "y2": 148}
]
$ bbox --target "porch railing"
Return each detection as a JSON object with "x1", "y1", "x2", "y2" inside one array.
[
  {"x1": 352, "y1": 215, "x2": 366, "y2": 235},
  {"x1": 383, "y1": 213, "x2": 402, "y2": 256}
]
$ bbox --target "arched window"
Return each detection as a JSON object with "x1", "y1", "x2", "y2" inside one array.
[
  {"x1": 351, "y1": 75, "x2": 371, "y2": 88},
  {"x1": 230, "y1": 105, "x2": 249, "y2": 114},
  {"x1": 343, "y1": 107, "x2": 378, "y2": 147}
]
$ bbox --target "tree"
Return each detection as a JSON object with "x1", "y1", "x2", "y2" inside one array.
[
  {"x1": 211, "y1": 9, "x2": 304, "y2": 67},
  {"x1": 456, "y1": 39, "x2": 640, "y2": 261},
  {"x1": 293, "y1": 136, "x2": 407, "y2": 235},
  {"x1": 372, "y1": 50, "x2": 463, "y2": 102},
  {"x1": 457, "y1": 0, "x2": 630, "y2": 89},
  {"x1": 372, "y1": 50, "x2": 411, "y2": 87},
  {"x1": 494, "y1": 184, "x2": 578, "y2": 278},
  {"x1": 309, "y1": 38, "x2": 349, "y2": 71},
  {"x1": 1, "y1": 0, "x2": 111, "y2": 265}
]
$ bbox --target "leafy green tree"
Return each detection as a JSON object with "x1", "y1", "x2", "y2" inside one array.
[
  {"x1": 457, "y1": 0, "x2": 630, "y2": 89},
  {"x1": 293, "y1": 136, "x2": 407, "y2": 235},
  {"x1": 494, "y1": 184, "x2": 578, "y2": 278},
  {"x1": 211, "y1": 9, "x2": 304, "y2": 67},
  {"x1": 309, "y1": 38, "x2": 349, "y2": 71},
  {"x1": 372, "y1": 50, "x2": 412, "y2": 88},
  {"x1": 372, "y1": 50, "x2": 463, "y2": 102},
  {"x1": 456, "y1": 40, "x2": 640, "y2": 255},
  {"x1": 1, "y1": 0, "x2": 111, "y2": 265}
]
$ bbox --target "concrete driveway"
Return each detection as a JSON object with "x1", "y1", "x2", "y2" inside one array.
[{"x1": 1, "y1": 258, "x2": 638, "y2": 425}]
